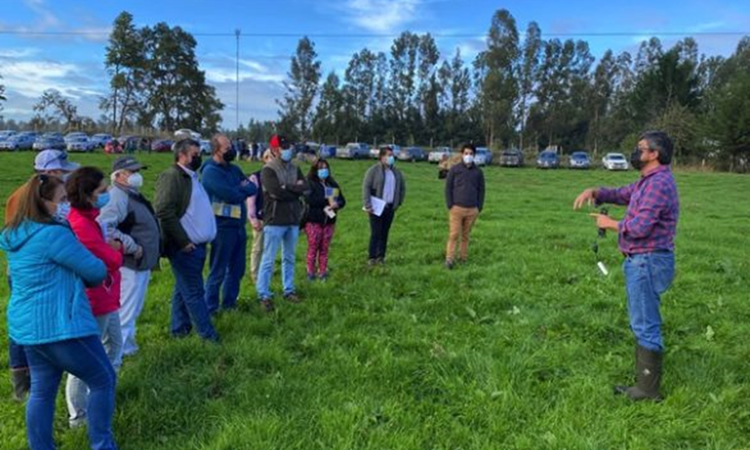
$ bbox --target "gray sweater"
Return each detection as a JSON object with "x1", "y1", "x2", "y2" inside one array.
[{"x1": 362, "y1": 163, "x2": 406, "y2": 210}]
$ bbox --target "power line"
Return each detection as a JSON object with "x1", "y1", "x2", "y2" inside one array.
[{"x1": 0, "y1": 30, "x2": 748, "y2": 38}]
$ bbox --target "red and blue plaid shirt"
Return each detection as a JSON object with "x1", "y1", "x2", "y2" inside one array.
[{"x1": 596, "y1": 165, "x2": 679, "y2": 255}]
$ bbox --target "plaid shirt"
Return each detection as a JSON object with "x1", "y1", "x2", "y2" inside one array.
[{"x1": 596, "y1": 165, "x2": 679, "y2": 255}]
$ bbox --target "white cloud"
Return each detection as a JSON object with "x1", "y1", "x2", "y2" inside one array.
[
  {"x1": 341, "y1": 0, "x2": 422, "y2": 34},
  {"x1": 0, "y1": 48, "x2": 40, "y2": 58}
]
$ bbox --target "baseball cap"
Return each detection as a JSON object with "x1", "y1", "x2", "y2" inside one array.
[
  {"x1": 112, "y1": 156, "x2": 147, "y2": 172},
  {"x1": 34, "y1": 150, "x2": 80, "y2": 172},
  {"x1": 269, "y1": 134, "x2": 290, "y2": 149}
]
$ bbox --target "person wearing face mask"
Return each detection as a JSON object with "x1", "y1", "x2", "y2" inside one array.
[
  {"x1": 2, "y1": 149, "x2": 80, "y2": 402},
  {"x1": 256, "y1": 135, "x2": 309, "y2": 311},
  {"x1": 154, "y1": 138, "x2": 219, "y2": 341},
  {"x1": 303, "y1": 159, "x2": 346, "y2": 281},
  {"x1": 444, "y1": 143, "x2": 485, "y2": 269},
  {"x1": 0, "y1": 174, "x2": 116, "y2": 450},
  {"x1": 200, "y1": 134, "x2": 257, "y2": 314},
  {"x1": 362, "y1": 146, "x2": 406, "y2": 266},
  {"x1": 97, "y1": 156, "x2": 161, "y2": 367},
  {"x1": 64, "y1": 167, "x2": 125, "y2": 429},
  {"x1": 246, "y1": 149, "x2": 274, "y2": 283},
  {"x1": 574, "y1": 130, "x2": 680, "y2": 402}
]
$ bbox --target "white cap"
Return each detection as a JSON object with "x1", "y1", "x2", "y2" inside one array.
[{"x1": 34, "y1": 150, "x2": 80, "y2": 172}]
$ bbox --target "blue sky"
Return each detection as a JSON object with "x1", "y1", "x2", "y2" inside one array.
[{"x1": 0, "y1": 0, "x2": 748, "y2": 129}]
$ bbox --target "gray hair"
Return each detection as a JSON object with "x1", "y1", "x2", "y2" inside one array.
[
  {"x1": 172, "y1": 138, "x2": 199, "y2": 161},
  {"x1": 639, "y1": 131, "x2": 674, "y2": 165}
]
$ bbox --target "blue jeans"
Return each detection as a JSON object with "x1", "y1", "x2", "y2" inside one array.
[
  {"x1": 7, "y1": 276, "x2": 29, "y2": 369},
  {"x1": 205, "y1": 226, "x2": 247, "y2": 314},
  {"x1": 623, "y1": 251, "x2": 675, "y2": 352},
  {"x1": 24, "y1": 335, "x2": 118, "y2": 450},
  {"x1": 168, "y1": 244, "x2": 218, "y2": 341},
  {"x1": 256, "y1": 225, "x2": 299, "y2": 300}
]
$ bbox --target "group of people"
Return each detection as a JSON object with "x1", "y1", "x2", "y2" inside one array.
[{"x1": 1, "y1": 129, "x2": 679, "y2": 449}]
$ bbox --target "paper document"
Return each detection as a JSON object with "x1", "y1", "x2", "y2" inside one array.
[{"x1": 370, "y1": 196, "x2": 386, "y2": 217}]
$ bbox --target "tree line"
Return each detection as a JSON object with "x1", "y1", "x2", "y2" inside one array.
[{"x1": 277, "y1": 9, "x2": 749, "y2": 171}]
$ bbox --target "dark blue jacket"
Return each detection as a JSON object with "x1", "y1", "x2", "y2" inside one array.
[{"x1": 201, "y1": 159, "x2": 257, "y2": 228}]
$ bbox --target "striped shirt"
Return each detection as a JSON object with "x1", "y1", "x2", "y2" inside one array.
[{"x1": 596, "y1": 165, "x2": 679, "y2": 255}]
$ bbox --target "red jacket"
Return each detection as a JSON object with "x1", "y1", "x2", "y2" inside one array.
[{"x1": 68, "y1": 207, "x2": 123, "y2": 316}]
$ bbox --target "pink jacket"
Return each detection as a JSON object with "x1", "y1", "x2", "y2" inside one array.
[{"x1": 68, "y1": 207, "x2": 123, "y2": 316}]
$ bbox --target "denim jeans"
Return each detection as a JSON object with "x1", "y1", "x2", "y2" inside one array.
[
  {"x1": 168, "y1": 244, "x2": 218, "y2": 341},
  {"x1": 24, "y1": 335, "x2": 118, "y2": 450},
  {"x1": 368, "y1": 206, "x2": 395, "y2": 260},
  {"x1": 205, "y1": 225, "x2": 247, "y2": 314},
  {"x1": 623, "y1": 251, "x2": 675, "y2": 352},
  {"x1": 66, "y1": 312, "x2": 123, "y2": 427},
  {"x1": 7, "y1": 276, "x2": 29, "y2": 369},
  {"x1": 256, "y1": 225, "x2": 299, "y2": 299}
]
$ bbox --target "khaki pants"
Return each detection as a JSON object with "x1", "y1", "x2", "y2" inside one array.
[
  {"x1": 249, "y1": 227, "x2": 264, "y2": 283},
  {"x1": 446, "y1": 206, "x2": 479, "y2": 262}
]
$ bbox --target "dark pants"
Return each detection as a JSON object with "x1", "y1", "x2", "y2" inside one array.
[
  {"x1": 168, "y1": 244, "x2": 218, "y2": 341},
  {"x1": 25, "y1": 335, "x2": 117, "y2": 450},
  {"x1": 7, "y1": 276, "x2": 28, "y2": 369},
  {"x1": 205, "y1": 226, "x2": 247, "y2": 314},
  {"x1": 368, "y1": 205, "x2": 395, "y2": 260}
]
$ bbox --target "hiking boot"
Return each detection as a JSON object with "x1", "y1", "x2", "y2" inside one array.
[
  {"x1": 284, "y1": 293, "x2": 301, "y2": 303},
  {"x1": 259, "y1": 298, "x2": 275, "y2": 312},
  {"x1": 11, "y1": 368, "x2": 30, "y2": 402},
  {"x1": 614, "y1": 344, "x2": 664, "y2": 401}
]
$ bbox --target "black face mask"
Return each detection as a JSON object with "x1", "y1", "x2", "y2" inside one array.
[
  {"x1": 630, "y1": 147, "x2": 644, "y2": 171},
  {"x1": 189, "y1": 154, "x2": 202, "y2": 171},
  {"x1": 223, "y1": 148, "x2": 237, "y2": 162}
]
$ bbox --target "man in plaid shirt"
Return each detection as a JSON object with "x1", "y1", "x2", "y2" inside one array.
[{"x1": 574, "y1": 131, "x2": 679, "y2": 401}]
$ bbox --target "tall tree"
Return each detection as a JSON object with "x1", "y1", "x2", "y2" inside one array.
[
  {"x1": 33, "y1": 89, "x2": 79, "y2": 130},
  {"x1": 438, "y1": 49, "x2": 472, "y2": 144},
  {"x1": 518, "y1": 21, "x2": 542, "y2": 150},
  {"x1": 101, "y1": 11, "x2": 145, "y2": 135},
  {"x1": 0, "y1": 74, "x2": 6, "y2": 120},
  {"x1": 313, "y1": 72, "x2": 345, "y2": 143},
  {"x1": 277, "y1": 36, "x2": 321, "y2": 140}
]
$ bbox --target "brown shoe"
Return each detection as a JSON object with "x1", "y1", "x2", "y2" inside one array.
[
  {"x1": 284, "y1": 293, "x2": 301, "y2": 303},
  {"x1": 259, "y1": 298, "x2": 275, "y2": 312}
]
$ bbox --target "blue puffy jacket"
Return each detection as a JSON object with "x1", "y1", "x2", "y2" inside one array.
[{"x1": 0, "y1": 220, "x2": 106, "y2": 345}]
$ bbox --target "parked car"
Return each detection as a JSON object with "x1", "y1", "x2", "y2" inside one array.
[
  {"x1": 536, "y1": 150, "x2": 560, "y2": 169},
  {"x1": 0, "y1": 133, "x2": 36, "y2": 151},
  {"x1": 33, "y1": 136, "x2": 66, "y2": 151},
  {"x1": 474, "y1": 147, "x2": 493, "y2": 166},
  {"x1": 0, "y1": 130, "x2": 18, "y2": 142},
  {"x1": 568, "y1": 151, "x2": 591, "y2": 169},
  {"x1": 499, "y1": 149, "x2": 524, "y2": 167},
  {"x1": 67, "y1": 136, "x2": 96, "y2": 152},
  {"x1": 602, "y1": 152, "x2": 629, "y2": 171},
  {"x1": 376, "y1": 144, "x2": 401, "y2": 158},
  {"x1": 337, "y1": 142, "x2": 369, "y2": 159},
  {"x1": 428, "y1": 146, "x2": 452, "y2": 164},
  {"x1": 199, "y1": 139, "x2": 211, "y2": 155},
  {"x1": 319, "y1": 145, "x2": 336, "y2": 159},
  {"x1": 90, "y1": 133, "x2": 113, "y2": 147},
  {"x1": 397, "y1": 146, "x2": 427, "y2": 162},
  {"x1": 64, "y1": 132, "x2": 87, "y2": 144},
  {"x1": 151, "y1": 139, "x2": 174, "y2": 153}
]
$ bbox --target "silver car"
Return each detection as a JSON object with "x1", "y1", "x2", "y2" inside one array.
[{"x1": 337, "y1": 142, "x2": 369, "y2": 159}]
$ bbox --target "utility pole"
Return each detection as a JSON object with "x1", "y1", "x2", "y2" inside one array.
[{"x1": 235, "y1": 28, "x2": 241, "y2": 132}]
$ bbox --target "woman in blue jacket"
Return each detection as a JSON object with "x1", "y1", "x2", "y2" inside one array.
[{"x1": 0, "y1": 174, "x2": 117, "y2": 450}]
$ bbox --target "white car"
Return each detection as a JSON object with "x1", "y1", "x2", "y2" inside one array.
[
  {"x1": 67, "y1": 136, "x2": 96, "y2": 152},
  {"x1": 428, "y1": 147, "x2": 452, "y2": 163},
  {"x1": 602, "y1": 152, "x2": 629, "y2": 171},
  {"x1": 337, "y1": 142, "x2": 369, "y2": 159},
  {"x1": 64, "y1": 132, "x2": 87, "y2": 144},
  {"x1": 474, "y1": 147, "x2": 492, "y2": 166}
]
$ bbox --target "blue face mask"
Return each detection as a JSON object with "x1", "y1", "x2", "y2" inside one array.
[
  {"x1": 94, "y1": 192, "x2": 110, "y2": 209},
  {"x1": 280, "y1": 149, "x2": 293, "y2": 162},
  {"x1": 386, "y1": 156, "x2": 395, "y2": 167},
  {"x1": 54, "y1": 201, "x2": 71, "y2": 222},
  {"x1": 318, "y1": 168, "x2": 329, "y2": 179}
]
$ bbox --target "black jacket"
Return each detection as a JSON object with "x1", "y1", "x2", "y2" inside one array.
[
  {"x1": 304, "y1": 178, "x2": 346, "y2": 225},
  {"x1": 445, "y1": 162, "x2": 485, "y2": 211}
]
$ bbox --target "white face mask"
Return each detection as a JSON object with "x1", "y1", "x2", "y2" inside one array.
[
  {"x1": 463, "y1": 154, "x2": 475, "y2": 165},
  {"x1": 127, "y1": 172, "x2": 144, "y2": 189}
]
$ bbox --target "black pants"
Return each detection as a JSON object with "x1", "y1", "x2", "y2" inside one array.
[{"x1": 368, "y1": 205, "x2": 395, "y2": 260}]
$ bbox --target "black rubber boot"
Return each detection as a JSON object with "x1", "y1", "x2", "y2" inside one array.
[
  {"x1": 11, "y1": 368, "x2": 31, "y2": 402},
  {"x1": 614, "y1": 344, "x2": 663, "y2": 401}
]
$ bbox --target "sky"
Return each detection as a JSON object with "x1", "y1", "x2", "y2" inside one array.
[{"x1": 0, "y1": 0, "x2": 748, "y2": 129}]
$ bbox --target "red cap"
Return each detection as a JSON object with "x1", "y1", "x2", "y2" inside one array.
[{"x1": 269, "y1": 135, "x2": 289, "y2": 149}]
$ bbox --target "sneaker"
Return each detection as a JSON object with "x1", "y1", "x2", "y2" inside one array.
[
  {"x1": 307, "y1": 273, "x2": 316, "y2": 281},
  {"x1": 445, "y1": 259, "x2": 454, "y2": 270},
  {"x1": 318, "y1": 272, "x2": 328, "y2": 282},
  {"x1": 284, "y1": 293, "x2": 301, "y2": 303},
  {"x1": 376, "y1": 257, "x2": 385, "y2": 265},
  {"x1": 368, "y1": 258, "x2": 377, "y2": 267},
  {"x1": 259, "y1": 298, "x2": 275, "y2": 312}
]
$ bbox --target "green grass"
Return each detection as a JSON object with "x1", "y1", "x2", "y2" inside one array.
[{"x1": 1, "y1": 152, "x2": 749, "y2": 449}]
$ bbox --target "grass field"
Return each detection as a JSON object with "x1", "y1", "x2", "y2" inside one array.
[{"x1": 0, "y1": 151, "x2": 748, "y2": 449}]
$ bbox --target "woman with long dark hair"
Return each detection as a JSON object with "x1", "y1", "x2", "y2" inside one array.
[
  {"x1": 303, "y1": 159, "x2": 346, "y2": 281},
  {"x1": 0, "y1": 174, "x2": 117, "y2": 449}
]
